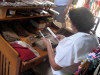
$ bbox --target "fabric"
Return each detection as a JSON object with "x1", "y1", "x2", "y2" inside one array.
[
  {"x1": 10, "y1": 43, "x2": 37, "y2": 61},
  {"x1": 53, "y1": 0, "x2": 71, "y2": 23},
  {"x1": 90, "y1": 0, "x2": 94, "y2": 9},
  {"x1": 0, "y1": 25, "x2": 20, "y2": 42},
  {"x1": 14, "y1": 41, "x2": 40, "y2": 57},
  {"x1": 98, "y1": 0, "x2": 100, "y2": 6},
  {"x1": 2, "y1": 31, "x2": 20, "y2": 42},
  {"x1": 84, "y1": 4, "x2": 90, "y2": 9},
  {"x1": 53, "y1": 6, "x2": 66, "y2": 23},
  {"x1": 54, "y1": 0, "x2": 69, "y2": 6},
  {"x1": 52, "y1": 32, "x2": 99, "y2": 75}
]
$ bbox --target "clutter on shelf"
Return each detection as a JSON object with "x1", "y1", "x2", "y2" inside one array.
[{"x1": 0, "y1": 0, "x2": 56, "y2": 7}]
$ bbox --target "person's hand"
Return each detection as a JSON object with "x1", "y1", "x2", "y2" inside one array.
[
  {"x1": 41, "y1": 37, "x2": 51, "y2": 47},
  {"x1": 56, "y1": 34, "x2": 65, "y2": 41},
  {"x1": 64, "y1": 8, "x2": 68, "y2": 14}
]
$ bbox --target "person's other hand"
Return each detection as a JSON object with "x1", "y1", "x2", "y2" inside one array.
[
  {"x1": 41, "y1": 37, "x2": 51, "y2": 47},
  {"x1": 56, "y1": 34, "x2": 65, "y2": 41}
]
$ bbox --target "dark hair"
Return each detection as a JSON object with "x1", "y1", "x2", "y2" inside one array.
[{"x1": 69, "y1": 7, "x2": 95, "y2": 32}]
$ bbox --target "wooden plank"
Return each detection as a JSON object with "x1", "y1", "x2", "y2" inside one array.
[
  {"x1": 0, "y1": 52, "x2": 2, "y2": 75},
  {"x1": 3, "y1": 56, "x2": 6, "y2": 75},
  {"x1": 0, "y1": 14, "x2": 52, "y2": 21},
  {"x1": 0, "y1": 8, "x2": 7, "y2": 19},
  {"x1": 0, "y1": 6, "x2": 55, "y2": 9},
  {"x1": 1, "y1": 53, "x2": 3, "y2": 75},
  {"x1": 0, "y1": 35, "x2": 20, "y2": 75},
  {"x1": 6, "y1": 60, "x2": 9, "y2": 75}
]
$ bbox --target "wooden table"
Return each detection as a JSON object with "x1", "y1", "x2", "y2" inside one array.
[{"x1": 19, "y1": 26, "x2": 58, "y2": 72}]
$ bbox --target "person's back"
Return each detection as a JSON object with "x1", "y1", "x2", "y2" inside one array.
[
  {"x1": 52, "y1": 32, "x2": 99, "y2": 75},
  {"x1": 41, "y1": 7, "x2": 99, "y2": 75}
]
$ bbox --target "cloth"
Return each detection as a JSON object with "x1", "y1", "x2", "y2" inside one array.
[
  {"x1": 53, "y1": 0, "x2": 71, "y2": 23},
  {"x1": 98, "y1": 0, "x2": 100, "y2": 6},
  {"x1": 1, "y1": 26, "x2": 20, "y2": 42},
  {"x1": 0, "y1": 23, "x2": 20, "y2": 42},
  {"x1": 53, "y1": 6, "x2": 66, "y2": 23},
  {"x1": 10, "y1": 43, "x2": 37, "y2": 61},
  {"x1": 84, "y1": 4, "x2": 90, "y2": 9},
  {"x1": 14, "y1": 41, "x2": 40, "y2": 57},
  {"x1": 2, "y1": 30, "x2": 20, "y2": 42},
  {"x1": 54, "y1": 0, "x2": 69, "y2": 6},
  {"x1": 52, "y1": 32, "x2": 99, "y2": 75}
]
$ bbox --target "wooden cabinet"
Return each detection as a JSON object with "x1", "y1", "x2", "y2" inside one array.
[
  {"x1": 0, "y1": 6, "x2": 52, "y2": 20},
  {"x1": 0, "y1": 35, "x2": 20, "y2": 75},
  {"x1": 0, "y1": 6, "x2": 54, "y2": 74}
]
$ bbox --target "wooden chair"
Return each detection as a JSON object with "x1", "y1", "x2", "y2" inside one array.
[{"x1": 0, "y1": 35, "x2": 21, "y2": 75}]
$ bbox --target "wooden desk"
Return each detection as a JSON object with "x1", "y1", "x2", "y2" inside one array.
[
  {"x1": 21, "y1": 46, "x2": 48, "y2": 72},
  {"x1": 17, "y1": 32, "x2": 48, "y2": 72},
  {"x1": 19, "y1": 25, "x2": 73, "y2": 72},
  {"x1": 0, "y1": 24, "x2": 73, "y2": 73},
  {"x1": 19, "y1": 25, "x2": 60, "y2": 72}
]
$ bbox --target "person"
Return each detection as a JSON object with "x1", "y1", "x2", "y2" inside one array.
[
  {"x1": 90, "y1": 0, "x2": 94, "y2": 10},
  {"x1": 93, "y1": 0, "x2": 100, "y2": 16},
  {"x1": 42, "y1": 7, "x2": 99, "y2": 75},
  {"x1": 83, "y1": 0, "x2": 91, "y2": 9},
  {"x1": 91, "y1": 0, "x2": 98, "y2": 15},
  {"x1": 53, "y1": 0, "x2": 73, "y2": 28}
]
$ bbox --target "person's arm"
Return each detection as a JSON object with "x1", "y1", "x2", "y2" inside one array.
[
  {"x1": 94, "y1": 4, "x2": 100, "y2": 16},
  {"x1": 64, "y1": 0, "x2": 73, "y2": 14},
  {"x1": 66, "y1": 0, "x2": 73, "y2": 8},
  {"x1": 42, "y1": 38, "x2": 62, "y2": 70}
]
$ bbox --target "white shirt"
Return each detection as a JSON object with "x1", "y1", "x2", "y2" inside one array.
[
  {"x1": 52, "y1": 32, "x2": 99, "y2": 75},
  {"x1": 54, "y1": 0, "x2": 69, "y2": 6}
]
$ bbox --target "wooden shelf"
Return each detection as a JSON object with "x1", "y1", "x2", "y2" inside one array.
[
  {"x1": 0, "y1": 14, "x2": 52, "y2": 21},
  {"x1": 0, "y1": 6, "x2": 56, "y2": 9},
  {"x1": 0, "y1": 6, "x2": 55, "y2": 20},
  {"x1": 0, "y1": 5, "x2": 55, "y2": 73}
]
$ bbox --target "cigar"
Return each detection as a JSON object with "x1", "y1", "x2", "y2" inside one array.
[
  {"x1": 39, "y1": 31, "x2": 45, "y2": 38},
  {"x1": 47, "y1": 27, "x2": 59, "y2": 42}
]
